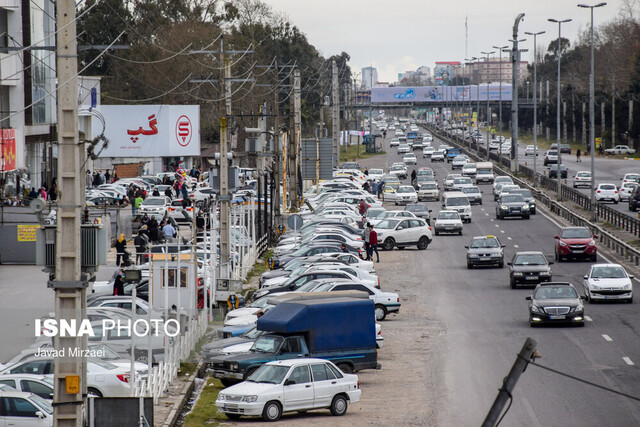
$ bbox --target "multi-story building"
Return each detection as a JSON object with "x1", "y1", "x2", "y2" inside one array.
[
  {"x1": 465, "y1": 57, "x2": 528, "y2": 84},
  {"x1": 361, "y1": 66, "x2": 378, "y2": 89}
]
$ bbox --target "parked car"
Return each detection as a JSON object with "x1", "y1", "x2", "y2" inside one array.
[
  {"x1": 215, "y1": 359, "x2": 361, "y2": 421},
  {"x1": 595, "y1": 183, "x2": 620, "y2": 204},
  {"x1": 605, "y1": 145, "x2": 636, "y2": 155},
  {"x1": 0, "y1": 390, "x2": 53, "y2": 424},
  {"x1": 312, "y1": 281, "x2": 401, "y2": 321},
  {"x1": 508, "y1": 251, "x2": 553, "y2": 288},
  {"x1": 466, "y1": 235, "x2": 505, "y2": 268},
  {"x1": 374, "y1": 218, "x2": 432, "y2": 251},
  {"x1": 526, "y1": 282, "x2": 586, "y2": 327},
  {"x1": 367, "y1": 168, "x2": 384, "y2": 182},
  {"x1": 573, "y1": 171, "x2": 592, "y2": 188},
  {"x1": 0, "y1": 374, "x2": 53, "y2": 399},
  {"x1": 582, "y1": 263, "x2": 633, "y2": 303},
  {"x1": 554, "y1": 226, "x2": 598, "y2": 262},
  {"x1": 434, "y1": 210, "x2": 463, "y2": 236}
]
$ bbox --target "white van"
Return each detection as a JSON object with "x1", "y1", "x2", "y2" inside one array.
[{"x1": 441, "y1": 191, "x2": 472, "y2": 222}]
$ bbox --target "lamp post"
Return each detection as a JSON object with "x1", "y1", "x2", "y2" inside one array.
[
  {"x1": 493, "y1": 45, "x2": 509, "y2": 146},
  {"x1": 473, "y1": 57, "x2": 481, "y2": 149},
  {"x1": 465, "y1": 58, "x2": 475, "y2": 144},
  {"x1": 481, "y1": 51, "x2": 495, "y2": 158},
  {"x1": 578, "y1": 2, "x2": 606, "y2": 221},
  {"x1": 548, "y1": 18, "x2": 572, "y2": 201},
  {"x1": 525, "y1": 31, "x2": 546, "y2": 188}
]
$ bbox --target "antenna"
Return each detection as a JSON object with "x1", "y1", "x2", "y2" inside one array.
[{"x1": 465, "y1": 16, "x2": 468, "y2": 60}]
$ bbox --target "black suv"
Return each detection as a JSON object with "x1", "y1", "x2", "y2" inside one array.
[
  {"x1": 526, "y1": 282, "x2": 586, "y2": 327},
  {"x1": 629, "y1": 186, "x2": 640, "y2": 212}
]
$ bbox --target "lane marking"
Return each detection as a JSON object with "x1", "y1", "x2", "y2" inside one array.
[
  {"x1": 584, "y1": 315, "x2": 593, "y2": 322},
  {"x1": 602, "y1": 334, "x2": 613, "y2": 342},
  {"x1": 623, "y1": 357, "x2": 634, "y2": 366},
  {"x1": 480, "y1": 208, "x2": 485, "y2": 211},
  {"x1": 485, "y1": 213, "x2": 489, "y2": 216},
  {"x1": 500, "y1": 230, "x2": 505, "y2": 234},
  {"x1": 507, "y1": 237, "x2": 512, "y2": 240},
  {"x1": 495, "y1": 224, "x2": 499, "y2": 228},
  {"x1": 490, "y1": 218, "x2": 494, "y2": 222}
]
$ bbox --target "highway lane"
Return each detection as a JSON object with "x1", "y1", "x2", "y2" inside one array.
[{"x1": 376, "y1": 128, "x2": 640, "y2": 425}]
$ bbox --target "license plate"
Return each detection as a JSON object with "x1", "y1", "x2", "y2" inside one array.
[
  {"x1": 445, "y1": 226, "x2": 454, "y2": 230},
  {"x1": 525, "y1": 276, "x2": 538, "y2": 280},
  {"x1": 224, "y1": 404, "x2": 238, "y2": 409},
  {"x1": 480, "y1": 257, "x2": 491, "y2": 261},
  {"x1": 572, "y1": 250, "x2": 584, "y2": 253},
  {"x1": 549, "y1": 315, "x2": 565, "y2": 320}
]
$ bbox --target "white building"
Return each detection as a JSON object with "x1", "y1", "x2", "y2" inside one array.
[{"x1": 361, "y1": 66, "x2": 378, "y2": 89}]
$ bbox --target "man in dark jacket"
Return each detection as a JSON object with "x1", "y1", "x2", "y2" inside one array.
[{"x1": 134, "y1": 228, "x2": 149, "y2": 264}]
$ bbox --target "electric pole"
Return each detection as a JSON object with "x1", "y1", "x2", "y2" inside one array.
[
  {"x1": 218, "y1": 37, "x2": 231, "y2": 279},
  {"x1": 332, "y1": 60, "x2": 340, "y2": 167},
  {"x1": 288, "y1": 68, "x2": 301, "y2": 210},
  {"x1": 53, "y1": 0, "x2": 85, "y2": 425},
  {"x1": 273, "y1": 61, "x2": 281, "y2": 222}
]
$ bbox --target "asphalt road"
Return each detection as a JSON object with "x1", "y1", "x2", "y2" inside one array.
[{"x1": 374, "y1": 128, "x2": 640, "y2": 426}]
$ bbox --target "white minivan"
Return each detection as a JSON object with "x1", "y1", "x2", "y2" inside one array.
[{"x1": 441, "y1": 192, "x2": 472, "y2": 223}]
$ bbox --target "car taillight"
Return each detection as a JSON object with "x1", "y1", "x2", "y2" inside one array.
[
  {"x1": 357, "y1": 381, "x2": 360, "y2": 389},
  {"x1": 614, "y1": 191, "x2": 618, "y2": 193},
  {"x1": 117, "y1": 374, "x2": 130, "y2": 383},
  {"x1": 378, "y1": 277, "x2": 380, "y2": 287},
  {"x1": 397, "y1": 297, "x2": 400, "y2": 302},
  {"x1": 168, "y1": 207, "x2": 175, "y2": 211},
  {"x1": 597, "y1": 190, "x2": 600, "y2": 193},
  {"x1": 187, "y1": 207, "x2": 193, "y2": 211}
]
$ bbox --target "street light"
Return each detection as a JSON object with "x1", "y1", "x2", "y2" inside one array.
[
  {"x1": 493, "y1": 45, "x2": 509, "y2": 146},
  {"x1": 548, "y1": 17, "x2": 572, "y2": 201},
  {"x1": 465, "y1": 58, "x2": 475, "y2": 144},
  {"x1": 481, "y1": 51, "x2": 495, "y2": 158},
  {"x1": 525, "y1": 30, "x2": 546, "y2": 188},
  {"x1": 578, "y1": 2, "x2": 606, "y2": 221}
]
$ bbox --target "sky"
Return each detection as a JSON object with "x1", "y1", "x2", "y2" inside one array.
[{"x1": 262, "y1": 0, "x2": 629, "y2": 83}]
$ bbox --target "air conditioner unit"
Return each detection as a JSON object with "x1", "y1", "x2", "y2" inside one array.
[{"x1": 36, "y1": 223, "x2": 109, "y2": 273}]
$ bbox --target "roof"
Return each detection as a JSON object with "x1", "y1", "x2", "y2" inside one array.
[{"x1": 264, "y1": 358, "x2": 330, "y2": 367}]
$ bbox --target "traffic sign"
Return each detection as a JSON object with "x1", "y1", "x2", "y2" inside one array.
[{"x1": 288, "y1": 214, "x2": 303, "y2": 230}]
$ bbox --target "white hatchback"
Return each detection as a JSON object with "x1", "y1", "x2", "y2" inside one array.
[
  {"x1": 216, "y1": 359, "x2": 360, "y2": 421},
  {"x1": 619, "y1": 182, "x2": 639, "y2": 201},
  {"x1": 573, "y1": 171, "x2": 592, "y2": 189},
  {"x1": 403, "y1": 153, "x2": 417, "y2": 165},
  {"x1": 525, "y1": 145, "x2": 539, "y2": 156},
  {"x1": 394, "y1": 185, "x2": 418, "y2": 205},
  {"x1": 595, "y1": 183, "x2": 620, "y2": 203},
  {"x1": 583, "y1": 263, "x2": 633, "y2": 303}
]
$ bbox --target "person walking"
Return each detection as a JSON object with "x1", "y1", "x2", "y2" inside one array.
[
  {"x1": 134, "y1": 228, "x2": 149, "y2": 264},
  {"x1": 134, "y1": 193, "x2": 144, "y2": 215},
  {"x1": 411, "y1": 169, "x2": 417, "y2": 185},
  {"x1": 359, "y1": 199, "x2": 367, "y2": 216},
  {"x1": 576, "y1": 149, "x2": 582, "y2": 162},
  {"x1": 113, "y1": 270, "x2": 125, "y2": 296},
  {"x1": 105, "y1": 169, "x2": 111, "y2": 183},
  {"x1": 340, "y1": 243, "x2": 349, "y2": 253},
  {"x1": 152, "y1": 187, "x2": 160, "y2": 197},
  {"x1": 369, "y1": 224, "x2": 380, "y2": 262},
  {"x1": 115, "y1": 234, "x2": 127, "y2": 266},
  {"x1": 164, "y1": 186, "x2": 173, "y2": 200},
  {"x1": 162, "y1": 220, "x2": 176, "y2": 243},
  {"x1": 362, "y1": 223, "x2": 371, "y2": 260},
  {"x1": 148, "y1": 217, "x2": 160, "y2": 242}
]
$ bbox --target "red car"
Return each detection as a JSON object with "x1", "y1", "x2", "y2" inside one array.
[{"x1": 554, "y1": 226, "x2": 598, "y2": 262}]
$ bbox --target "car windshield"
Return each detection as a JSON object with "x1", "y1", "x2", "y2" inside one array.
[
  {"x1": 534, "y1": 286, "x2": 578, "y2": 300},
  {"x1": 376, "y1": 219, "x2": 400, "y2": 229},
  {"x1": 417, "y1": 169, "x2": 433, "y2": 175},
  {"x1": 406, "y1": 205, "x2": 427, "y2": 212},
  {"x1": 423, "y1": 183, "x2": 437, "y2": 189},
  {"x1": 502, "y1": 195, "x2": 524, "y2": 203},
  {"x1": 496, "y1": 177, "x2": 512, "y2": 184},
  {"x1": 463, "y1": 164, "x2": 475, "y2": 169},
  {"x1": 514, "y1": 254, "x2": 547, "y2": 265},
  {"x1": 143, "y1": 199, "x2": 165, "y2": 206},
  {"x1": 438, "y1": 211, "x2": 460, "y2": 219},
  {"x1": 600, "y1": 185, "x2": 616, "y2": 190},
  {"x1": 577, "y1": 172, "x2": 591, "y2": 177},
  {"x1": 31, "y1": 394, "x2": 53, "y2": 414},
  {"x1": 251, "y1": 336, "x2": 284, "y2": 354},
  {"x1": 296, "y1": 280, "x2": 324, "y2": 292},
  {"x1": 370, "y1": 169, "x2": 383, "y2": 175},
  {"x1": 515, "y1": 190, "x2": 532, "y2": 198},
  {"x1": 591, "y1": 266, "x2": 627, "y2": 279},
  {"x1": 397, "y1": 187, "x2": 414, "y2": 193},
  {"x1": 385, "y1": 183, "x2": 400, "y2": 190},
  {"x1": 446, "y1": 197, "x2": 468, "y2": 206},
  {"x1": 454, "y1": 178, "x2": 471, "y2": 184},
  {"x1": 247, "y1": 364, "x2": 290, "y2": 384},
  {"x1": 471, "y1": 238, "x2": 499, "y2": 248},
  {"x1": 462, "y1": 187, "x2": 479, "y2": 194},
  {"x1": 477, "y1": 170, "x2": 491, "y2": 175},
  {"x1": 560, "y1": 228, "x2": 591, "y2": 239},
  {"x1": 390, "y1": 165, "x2": 404, "y2": 171}
]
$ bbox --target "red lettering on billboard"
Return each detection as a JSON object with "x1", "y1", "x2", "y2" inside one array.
[{"x1": 176, "y1": 115, "x2": 192, "y2": 147}]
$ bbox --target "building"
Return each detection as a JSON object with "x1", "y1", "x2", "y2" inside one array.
[
  {"x1": 465, "y1": 57, "x2": 529, "y2": 84},
  {"x1": 434, "y1": 62, "x2": 461, "y2": 86},
  {"x1": 396, "y1": 66, "x2": 431, "y2": 86},
  {"x1": 361, "y1": 67, "x2": 378, "y2": 89}
]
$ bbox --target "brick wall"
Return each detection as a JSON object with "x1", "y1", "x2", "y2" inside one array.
[{"x1": 114, "y1": 163, "x2": 143, "y2": 178}]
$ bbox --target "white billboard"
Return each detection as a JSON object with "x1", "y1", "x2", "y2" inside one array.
[
  {"x1": 95, "y1": 105, "x2": 200, "y2": 157},
  {"x1": 371, "y1": 85, "x2": 512, "y2": 103}
]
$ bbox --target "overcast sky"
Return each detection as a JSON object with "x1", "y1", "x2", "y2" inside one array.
[{"x1": 262, "y1": 0, "x2": 628, "y2": 83}]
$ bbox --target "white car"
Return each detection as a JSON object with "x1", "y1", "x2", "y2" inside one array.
[
  {"x1": 573, "y1": 171, "x2": 592, "y2": 188},
  {"x1": 368, "y1": 168, "x2": 384, "y2": 182},
  {"x1": 0, "y1": 390, "x2": 53, "y2": 425},
  {"x1": 306, "y1": 264, "x2": 379, "y2": 288},
  {"x1": 395, "y1": 129, "x2": 404, "y2": 136},
  {"x1": 398, "y1": 144, "x2": 410, "y2": 154},
  {"x1": 543, "y1": 150, "x2": 559, "y2": 166},
  {"x1": 489, "y1": 140, "x2": 501, "y2": 151},
  {"x1": 444, "y1": 174, "x2": 463, "y2": 191},
  {"x1": 424, "y1": 134, "x2": 433, "y2": 143},
  {"x1": 462, "y1": 163, "x2": 477, "y2": 177},
  {"x1": 431, "y1": 150, "x2": 445, "y2": 162},
  {"x1": 451, "y1": 155, "x2": 469, "y2": 170},
  {"x1": 452, "y1": 177, "x2": 474, "y2": 191},
  {"x1": 605, "y1": 145, "x2": 636, "y2": 155},
  {"x1": 368, "y1": 210, "x2": 417, "y2": 226},
  {"x1": 418, "y1": 182, "x2": 439, "y2": 201},
  {"x1": 216, "y1": 359, "x2": 360, "y2": 421},
  {"x1": 583, "y1": 263, "x2": 633, "y2": 303},
  {"x1": 422, "y1": 146, "x2": 435, "y2": 158},
  {"x1": 390, "y1": 138, "x2": 400, "y2": 147},
  {"x1": 138, "y1": 196, "x2": 171, "y2": 217},
  {"x1": 619, "y1": 182, "x2": 639, "y2": 201},
  {"x1": 389, "y1": 165, "x2": 408, "y2": 180},
  {"x1": 312, "y1": 280, "x2": 400, "y2": 321},
  {"x1": 325, "y1": 252, "x2": 375, "y2": 273},
  {"x1": 493, "y1": 176, "x2": 514, "y2": 191},
  {"x1": 403, "y1": 153, "x2": 417, "y2": 165},
  {"x1": 525, "y1": 145, "x2": 539, "y2": 156},
  {"x1": 621, "y1": 173, "x2": 640, "y2": 185},
  {"x1": 499, "y1": 143, "x2": 511, "y2": 155},
  {"x1": 433, "y1": 210, "x2": 463, "y2": 236},
  {"x1": 0, "y1": 374, "x2": 53, "y2": 399},
  {"x1": 394, "y1": 185, "x2": 418, "y2": 205},
  {"x1": 188, "y1": 187, "x2": 217, "y2": 202},
  {"x1": 595, "y1": 183, "x2": 620, "y2": 203},
  {"x1": 373, "y1": 217, "x2": 432, "y2": 251}
]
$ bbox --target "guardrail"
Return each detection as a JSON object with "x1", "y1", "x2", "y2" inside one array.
[{"x1": 429, "y1": 126, "x2": 640, "y2": 266}]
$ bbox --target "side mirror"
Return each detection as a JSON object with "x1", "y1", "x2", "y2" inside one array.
[
  {"x1": 553, "y1": 235, "x2": 559, "y2": 239},
  {"x1": 548, "y1": 261, "x2": 554, "y2": 265},
  {"x1": 525, "y1": 296, "x2": 532, "y2": 301},
  {"x1": 630, "y1": 275, "x2": 635, "y2": 280},
  {"x1": 36, "y1": 411, "x2": 45, "y2": 419},
  {"x1": 501, "y1": 245, "x2": 506, "y2": 248},
  {"x1": 581, "y1": 295, "x2": 588, "y2": 300},
  {"x1": 284, "y1": 379, "x2": 296, "y2": 386},
  {"x1": 507, "y1": 262, "x2": 512, "y2": 266},
  {"x1": 397, "y1": 226, "x2": 404, "y2": 230},
  {"x1": 584, "y1": 275, "x2": 589, "y2": 280},
  {"x1": 593, "y1": 234, "x2": 599, "y2": 239},
  {"x1": 464, "y1": 245, "x2": 469, "y2": 249}
]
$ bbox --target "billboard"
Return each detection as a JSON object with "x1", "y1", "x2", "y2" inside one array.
[
  {"x1": 95, "y1": 105, "x2": 200, "y2": 157},
  {"x1": 371, "y1": 84, "x2": 512, "y2": 103},
  {"x1": 0, "y1": 129, "x2": 16, "y2": 172}
]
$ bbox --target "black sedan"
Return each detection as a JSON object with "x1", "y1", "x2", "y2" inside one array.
[
  {"x1": 548, "y1": 164, "x2": 568, "y2": 179},
  {"x1": 508, "y1": 251, "x2": 553, "y2": 288},
  {"x1": 527, "y1": 282, "x2": 585, "y2": 327}
]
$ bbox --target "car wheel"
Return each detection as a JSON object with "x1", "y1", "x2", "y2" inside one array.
[
  {"x1": 510, "y1": 279, "x2": 516, "y2": 289},
  {"x1": 498, "y1": 260, "x2": 504, "y2": 268},
  {"x1": 479, "y1": 200, "x2": 483, "y2": 205},
  {"x1": 591, "y1": 254, "x2": 598, "y2": 262},
  {"x1": 87, "y1": 387, "x2": 103, "y2": 398},
  {"x1": 459, "y1": 230, "x2": 463, "y2": 236},
  {"x1": 375, "y1": 304, "x2": 388, "y2": 321},
  {"x1": 417, "y1": 236, "x2": 430, "y2": 250},
  {"x1": 555, "y1": 250, "x2": 560, "y2": 262},
  {"x1": 434, "y1": 231, "x2": 439, "y2": 236},
  {"x1": 226, "y1": 414, "x2": 242, "y2": 420},
  {"x1": 524, "y1": 215, "x2": 530, "y2": 219},
  {"x1": 330, "y1": 395, "x2": 349, "y2": 416},
  {"x1": 627, "y1": 297, "x2": 633, "y2": 304},
  {"x1": 383, "y1": 238, "x2": 395, "y2": 251},
  {"x1": 467, "y1": 262, "x2": 473, "y2": 269},
  {"x1": 262, "y1": 401, "x2": 282, "y2": 422},
  {"x1": 577, "y1": 322, "x2": 585, "y2": 327},
  {"x1": 220, "y1": 379, "x2": 238, "y2": 387}
]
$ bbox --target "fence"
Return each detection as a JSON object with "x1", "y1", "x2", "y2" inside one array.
[{"x1": 429, "y1": 126, "x2": 640, "y2": 266}]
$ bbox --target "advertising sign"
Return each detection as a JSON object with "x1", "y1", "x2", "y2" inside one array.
[
  {"x1": 95, "y1": 105, "x2": 200, "y2": 157},
  {"x1": 372, "y1": 85, "x2": 512, "y2": 104},
  {"x1": 0, "y1": 129, "x2": 17, "y2": 172},
  {"x1": 17, "y1": 225, "x2": 39, "y2": 242}
]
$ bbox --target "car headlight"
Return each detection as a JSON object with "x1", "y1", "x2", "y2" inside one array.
[
  {"x1": 230, "y1": 363, "x2": 239, "y2": 371},
  {"x1": 622, "y1": 283, "x2": 632, "y2": 290},
  {"x1": 588, "y1": 240, "x2": 596, "y2": 246},
  {"x1": 241, "y1": 395, "x2": 259, "y2": 402},
  {"x1": 513, "y1": 272, "x2": 524, "y2": 276},
  {"x1": 540, "y1": 270, "x2": 551, "y2": 276},
  {"x1": 523, "y1": 206, "x2": 530, "y2": 211},
  {"x1": 558, "y1": 241, "x2": 568, "y2": 247},
  {"x1": 218, "y1": 393, "x2": 226, "y2": 401},
  {"x1": 501, "y1": 205, "x2": 508, "y2": 210},
  {"x1": 531, "y1": 305, "x2": 541, "y2": 313},
  {"x1": 529, "y1": 202, "x2": 536, "y2": 207},
  {"x1": 468, "y1": 253, "x2": 479, "y2": 258},
  {"x1": 574, "y1": 304, "x2": 584, "y2": 312}
]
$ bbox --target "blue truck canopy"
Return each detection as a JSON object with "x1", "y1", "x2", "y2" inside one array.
[{"x1": 257, "y1": 297, "x2": 376, "y2": 353}]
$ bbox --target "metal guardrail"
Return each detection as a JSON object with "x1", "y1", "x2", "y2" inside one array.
[{"x1": 430, "y1": 126, "x2": 640, "y2": 266}]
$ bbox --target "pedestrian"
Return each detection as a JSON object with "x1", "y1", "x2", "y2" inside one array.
[
  {"x1": 340, "y1": 243, "x2": 349, "y2": 253},
  {"x1": 181, "y1": 182, "x2": 189, "y2": 199},
  {"x1": 369, "y1": 224, "x2": 380, "y2": 262},
  {"x1": 411, "y1": 169, "x2": 417, "y2": 185},
  {"x1": 113, "y1": 270, "x2": 125, "y2": 296},
  {"x1": 115, "y1": 234, "x2": 127, "y2": 266},
  {"x1": 28, "y1": 187, "x2": 37, "y2": 200},
  {"x1": 576, "y1": 149, "x2": 582, "y2": 162},
  {"x1": 363, "y1": 181, "x2": 371, "y2": 193},
  {"x1": 148, "y1": 217, "x2": 160, "y2": 242},
  {"x1": 141, "y1": 213, "x2": 150, "y2": 228},
  {"x1": 362, "y1": 223, "x2": 371, "y2": 260},
  {"x1": 105, "y1": 169, "x2": 111, "y2": 183},
  {"x1": 162, "y1": 220, "x2": 176, "y2": 243},
  {"x1": 152, "y1": 187, "x2": 160, "y2": 197},
  {"x1": 377, "y1": 182, "x2": 383, "y2": 199},
  {"x1": 39, "y1": 186, "x2": 47, "y2": 201},
  {"x1": 85, "y1": 170, "x2": 92, "y2": 188},
  {"x1": 134, "y1": 193, "x2": 144, "y2": 215},
  {"x1": 164, "y1": 186, "x2": 173, "y2": 200},
  {"x1": 134, "y1": 228, "x2": 149, "y2": 264},
  {"x1": 364, "y1": 168, "x2": 369, "y2": 176},
  {"x1": 49, "y1": 183, "x2": 58, "y2": 201},
  {"x1": 359, "y1": 199, "x2": 366, "y2": 216}
]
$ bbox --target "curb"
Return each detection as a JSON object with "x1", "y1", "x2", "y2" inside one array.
[{"x1": 162, "y1": 360, "x2": 206, "y2": 427}]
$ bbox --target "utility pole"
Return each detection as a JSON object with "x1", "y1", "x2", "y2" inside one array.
[
  {"x1": 288, "y1": 68, "x2": 300, "y2": 210},
  {"x1": 53, "y1": 0, "x2": 85, "y2": 425},
  {"x1": 219, "y1": 37, "x2": 231, "y2": 279},
  {"x1": 525, "y1": 31, "x2": 545, "y2": 188},
  {"x1": 332, "y1": 60, "x2": 340, "y2": 167},
  {"x1": 273, "y1": 61, "x2": 281, "y2": 222},
  {"x1": 510, "y1": 13, "x2": 526, "y2": 173}
]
